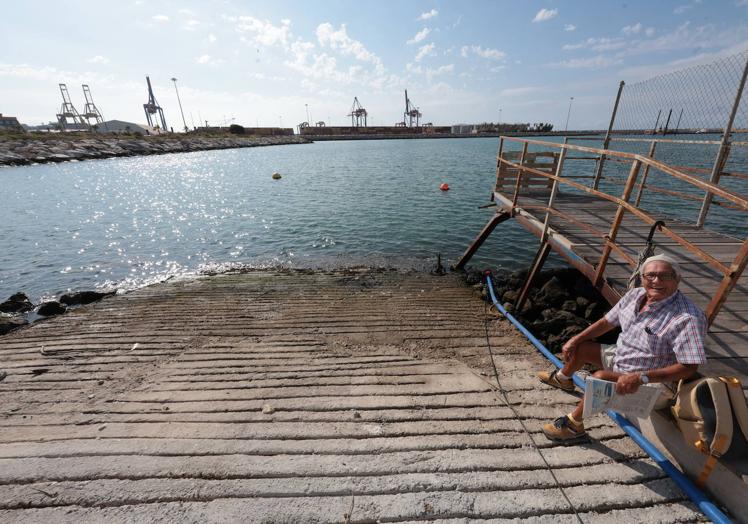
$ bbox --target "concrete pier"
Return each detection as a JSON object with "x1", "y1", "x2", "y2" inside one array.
[{"x1": 0, "y1": 270, "x2": 704, "y2": 522}]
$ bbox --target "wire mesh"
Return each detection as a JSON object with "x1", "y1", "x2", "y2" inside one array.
[{"x1": 613, "y1": 50, "x2": 748, "y2": 133}]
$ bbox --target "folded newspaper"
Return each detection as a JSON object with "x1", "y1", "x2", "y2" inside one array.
[{"x1": 583, "y1": 376, "x2": 662, "y2": 418}]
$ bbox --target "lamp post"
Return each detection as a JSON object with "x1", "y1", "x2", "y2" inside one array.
[
  {"x1": 499, "y1": 108, "x2": 502, "y2": 130},
  {"x1": 305, "y1": 104, "x2": 310, "y2": 125},
  {"x1": 171, "y1": 77, "x2": 188, "y2": 133},
  {"x1": 565, "y1": 96, "x2": 574, "y2": 132}
]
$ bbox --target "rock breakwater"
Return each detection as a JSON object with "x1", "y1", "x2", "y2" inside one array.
[
  {"x1": 0, "y1": 135, "x2": 310, "y2": 166},
  {"x1": 467, "y1": 266, "x2": 619, "y2": 353}
]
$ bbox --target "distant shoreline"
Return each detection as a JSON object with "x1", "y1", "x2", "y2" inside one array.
[{"x1": 0, "y1": 134, "x2": 310, "y2": 167}]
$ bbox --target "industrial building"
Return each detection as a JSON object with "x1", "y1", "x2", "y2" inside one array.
[{"x1": 0, "y1": 114, "x2": 23, "y2": 132}]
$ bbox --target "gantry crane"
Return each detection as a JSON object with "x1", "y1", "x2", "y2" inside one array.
[
  {"x1": 81, "y1": 84, "x2": 106, "y2": 129},
  {"x1": 404, "y1": 90, "x2": 422, "y2": 127},
  {"x1": 348, "y1": 97, "x2": 368, "y2": 127},
  {"x1": 56, "y1": 83, "x2": 87, "y2": 131},
  {"x1": 142, "y1": 76, "x2": 167, "y2": 131}
]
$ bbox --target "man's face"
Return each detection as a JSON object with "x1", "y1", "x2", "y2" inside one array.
[{"x1": 642, "y1": 261, "x2": 679, "y2": 302}]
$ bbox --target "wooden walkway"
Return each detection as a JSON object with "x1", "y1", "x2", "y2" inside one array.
[
  {"x1": 495, "y1": 191, "x2": 748, "y2": 387},
  {"x1": 0, "y1": 270, "x2": 704, "y2": 522}
]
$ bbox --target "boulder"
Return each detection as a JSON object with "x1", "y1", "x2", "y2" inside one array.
[
  {"x1": 0, "y1": 292, "x2": 33, "y2": 314},
  {"x1": 60, "y1": 290, "x2": 112, "y2": 306},
  {"x1": 0, "y1": 314, "x2": 27, "y2": 335},
  {"x1": 538, "y1": 276, "x2": 568, "y2": 307},
  {"x1": 562, "y1": 300, "x2": 578, "y2": 313},
  {"x1": 576, "y1": 296, "x2": 590, "y2": 309},
  {"x1": 502, "y1": 290, "x2": 519, "y2": 303},
  {"x1": 37, "y1": 301, "x2": 66, "y2": 316}
]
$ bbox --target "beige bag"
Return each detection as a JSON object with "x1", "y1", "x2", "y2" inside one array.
[{"x1": 671, "y1": 376, "x2": 748, "y2": 486}]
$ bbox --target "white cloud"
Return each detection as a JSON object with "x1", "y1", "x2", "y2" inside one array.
[
  {"x1": 499, "y1": 86, "x2": 544, "y2": 97},
  {"x1": 316, "y1": 23, "x2": 382, "y2": 66},
  {"x1": 87, "y1": 55, "x2": 109, "y2": 65},
  {"x1": 152, "y1": 14, "x2": 169, "y2": 22},
  {"x1": 178, "y1": 8, "x2": 193, "y2": 16},
  {"x1": 418, "y1": 9, "x2": 438, "y2": 21},
  {"x1": 415, "y1": 43, "x2": 436, "y2": 62},
  {"x1": 562, "y1": 37, "x2": 626, "y2": 52},
  {"x1": 532, "y1": 8, "x2": 558, "y2": 23},
  {"x1": 232, "y1": 16, "x2": 291, "y2": 47},
  {"x1": 460, "y1": 45, "x2": 505, "y2": 60},
  {"x1": 406, "y1": 62, "x2": 453, "y2": 81},
  {"x1": 622, "y1": 22, "x2": 642, "y2": 35},
  {"x1": 208, "y1": 33, "x2": 217, "y2": 44},
  {"x1": 407, "y1": 28, "x2": 431, "y2": 45},
  {"x1": 645, "y1": 27, "x2": 656, "y2": 37},
  {"x1": 564, "y1": 24, "x2": 576, "y2": 32},
  {"x1": 551, "y1": 55, "x2": 622, "y2": 69},
  {"x1": 674, "y1": 0, "x2": 702, "y2": 14},
  {"x1": 196, "y1": 54, "x2": 224, "y2": 66},
  {"x1": 182, "y1": 19, "x2": 199, "y2": 31}
]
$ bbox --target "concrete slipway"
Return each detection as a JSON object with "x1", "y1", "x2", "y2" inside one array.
[{"x1": 0, "y1": 270, "x2": 709, "y2": 522}]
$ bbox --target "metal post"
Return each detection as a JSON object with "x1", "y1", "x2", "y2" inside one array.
[
  {"x1": 592, "y1": 81, "x2": 624, "y2": 190},
  {"x1": 541, "y1": 140, "x2": 568, "y2": 243},
  {"x1": 564, "y1": 97, "x2": 574, "y2": 132},
  {"x1": 696, "y1": 56, "x2": 748, "y2": 228},
  {"x1": 674, "y1": 108, "x2": 683, "y2": 134},
  {"x1": 651, "y1": 110, "x2": 662, "y2": 135},
  {"x1": 171, "y1": 78, "x2": 188, "y2": 133},
  {"x1": 662, "y1": 109, "x2": 673, "y2": 135}
]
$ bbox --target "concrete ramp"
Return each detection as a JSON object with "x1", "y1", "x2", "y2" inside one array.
[{"x1": 0, "y1": 270, "x2": 704, "y2": 522}]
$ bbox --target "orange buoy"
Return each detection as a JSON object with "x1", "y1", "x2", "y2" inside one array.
[{"x1": 439, "y1": 183, "x2": 450, "y2": 191}]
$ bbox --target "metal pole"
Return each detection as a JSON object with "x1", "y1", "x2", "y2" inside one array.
[
  {"x1": 674, "y1": 108, "x2": 683, "y2": 134},
  {"x1": 171, "y1": 78, "x2": 188, "y2": 133},
  {"x1": 564, "y1": 97, "x2": 574, "y2": 132},
  {"x1": 652, "y1": 110, "x2": 662, "y2": 135},
  {"x1": 305, "y1": 104, "x2": 310, "y2": 125},
  {"x1": 592, "y1": 81, "x2": 624, "y2": 190},
  {"x1": 662, "y1": 109, "x2": 673, "y2": 135},
  {"x1": 696, "y1": 55, "x2": 748, "y2": 228}
]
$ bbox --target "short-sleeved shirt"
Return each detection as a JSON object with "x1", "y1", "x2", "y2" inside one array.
[{"x1": 604, "y1": 288, "x2": 707, "y2": 373}]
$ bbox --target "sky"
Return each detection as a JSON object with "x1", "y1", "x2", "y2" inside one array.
[{"x1": 3, "y1": 0, "x2": 748, "y2": 130}]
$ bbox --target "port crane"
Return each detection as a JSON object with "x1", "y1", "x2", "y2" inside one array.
[
  {"x1": 404, "y1": 90, "x2": 422, "y2": 127},
  {"x1": 56, "y1": 83, "x2": 87, "y2": 131},
  {"x1": 142, "y1": 76, "x2": 167, "y2": 131},
  {"x1": 81, "y1": 84, "x2": 106, "y2": 130},
  {"x1": 347, "y1": 97, "x2": 368, "y2": 127}
]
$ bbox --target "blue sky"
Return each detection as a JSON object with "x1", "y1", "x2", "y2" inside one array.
[{"x1": 3, "y1": 0, "x2": 748, "y2": 130}]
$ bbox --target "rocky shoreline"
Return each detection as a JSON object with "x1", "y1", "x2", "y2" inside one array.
[
  {"x1": 0, "y1": 135, "x2": 310, "y2": 166},
  {"x1": 466, "y1": 266, "x2": 618, "y2": 353}
]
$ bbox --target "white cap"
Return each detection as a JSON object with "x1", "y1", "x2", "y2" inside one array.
[{"x1": 640, "y1": 254, "x2": 680, "y2": 280}]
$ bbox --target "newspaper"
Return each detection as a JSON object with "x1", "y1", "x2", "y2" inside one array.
[{"x1": 582, "y1": 376, "x2": 662, "y2": 418}]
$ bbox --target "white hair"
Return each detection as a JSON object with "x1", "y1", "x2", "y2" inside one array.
[{"x1": 640, "y1": 254, "x2": 680, "y2": 280}]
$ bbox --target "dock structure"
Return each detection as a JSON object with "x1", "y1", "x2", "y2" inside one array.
[
  {"x1": 455, "y1": 135, "x2": 748, "y2": 388},
  {"x1": 0, "y1": 270, "x2": 708, "y2": 521}
]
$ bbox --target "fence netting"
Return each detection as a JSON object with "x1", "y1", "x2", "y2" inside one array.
[{"x1": 613, "y1": 50, "x2": 748, "y2": 133}]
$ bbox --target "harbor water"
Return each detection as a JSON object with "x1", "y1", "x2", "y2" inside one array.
[{"x1": 1, "y1": 135, "x2": 746, "y2": 301}]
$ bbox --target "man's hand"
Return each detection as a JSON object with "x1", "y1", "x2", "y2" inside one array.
[
  {"x1": 615, "y1": 373, "x2": 641, "y2": 395},
  {"x1": 561, "y1": 337, "x2": 579, "y2": 363}
]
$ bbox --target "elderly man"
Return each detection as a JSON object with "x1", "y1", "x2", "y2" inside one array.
[{"x1": 536, "y1": 254, "x2": 707, "y2": 444}]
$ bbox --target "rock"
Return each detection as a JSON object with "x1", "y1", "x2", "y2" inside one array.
[
  {"x1": 60, "y1": 290, "x2": 112, "y2": 306},
  {"x1": 0, "y1": 314, "x2": 27, "y2": 335},
  {"x1": 576, "y1": 296, "x2": 590, "y2": 309},
  {"x1": 502, "y1": 290, "x2": 519, "y2": 303},
  {"x1": 0, "y1": 292, "x2": 33, "y2": 314},
  {"x1": 539, "y1": 276, "x2": 568, "y2": 306},
  {"x1": 37, "y1": 301, "x2": 66, "y2": 316},
  {"x1": 262, "y1": 404, "x2": 275, "y2": 414},
  {"x1": 562, "y1": 300, "x2": 578, "y2": 313}
]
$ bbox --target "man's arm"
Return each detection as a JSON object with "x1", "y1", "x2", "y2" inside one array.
[
  {"x1": 615, "y1": 363, "x2": 698, "y2": 394},
  {"x1": 561, "y1": 316, "x2": 616, "y2": 361}
]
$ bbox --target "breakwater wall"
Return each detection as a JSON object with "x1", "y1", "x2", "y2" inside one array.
[{"x1": 0, "y1": 135, "x2": 310, "y2": 167}]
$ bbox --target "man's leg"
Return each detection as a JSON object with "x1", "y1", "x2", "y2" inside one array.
[
  {"x1": 544, "y1": 369, "x2": 621, "y2": 444},
  {"x1": 538, "y1": 341, "x2": 604, "y2": 392}
]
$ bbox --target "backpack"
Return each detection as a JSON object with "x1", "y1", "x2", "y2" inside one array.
[{"x1": 671, "y1": 376, "x2": 748, "y2": 486}]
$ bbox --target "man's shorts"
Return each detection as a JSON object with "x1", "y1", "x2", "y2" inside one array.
[
  {"x1": 600, "y1": 344, "x2": 616, "y2": 371},
  {"x1": 598, "y1": 343, "x2": 674, "y2": 410}
]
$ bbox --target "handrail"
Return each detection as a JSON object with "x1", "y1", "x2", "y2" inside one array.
[
  {"x1": 501, "y1": 136, "x2": 748, "y2": 210},
  {"x1": 498, "y1": 156, "x2": 732, "y2": 276}
]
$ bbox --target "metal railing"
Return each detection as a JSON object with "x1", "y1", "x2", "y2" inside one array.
[{"x1": 496, "y1": 136, "x2": 748, "y2": 326}]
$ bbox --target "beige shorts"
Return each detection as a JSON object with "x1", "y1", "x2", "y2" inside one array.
[{"x1": 598, "y1": 343, "x2": 674, "y2": 410}]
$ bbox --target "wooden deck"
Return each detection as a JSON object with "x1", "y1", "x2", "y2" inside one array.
[{"x1": 494, "y1": 190, "x2": 748, "y2": 387}]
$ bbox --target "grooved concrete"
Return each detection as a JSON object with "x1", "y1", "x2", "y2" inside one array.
[{"x1": 0, "y1": 270, "x2": 705, "y2": 522}]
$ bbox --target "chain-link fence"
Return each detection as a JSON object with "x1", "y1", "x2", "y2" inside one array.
[{"x1": 613, "y1": 50, "x2": 748, "y2": 133}]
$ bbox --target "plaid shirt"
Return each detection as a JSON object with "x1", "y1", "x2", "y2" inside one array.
[{"x1": 604, "y1": 288, "x2": 707, "y2": 373}]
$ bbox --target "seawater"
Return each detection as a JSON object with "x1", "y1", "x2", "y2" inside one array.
[{"x1": 1, "y1": 136, "x2": 746, "y2": 301}]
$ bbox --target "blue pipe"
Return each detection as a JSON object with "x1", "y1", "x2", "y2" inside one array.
[{"x1": 484, "y1": 274, "x2": 731, "y2": 524}]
